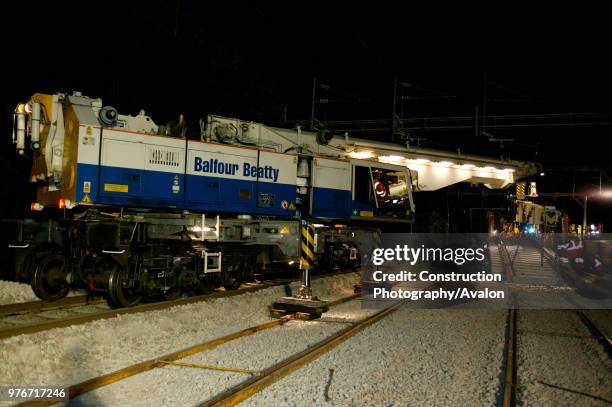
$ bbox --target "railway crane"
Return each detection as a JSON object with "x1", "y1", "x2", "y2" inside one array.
[{"x1": 3, "y1": 91, "x2": 535, "y2": 309}]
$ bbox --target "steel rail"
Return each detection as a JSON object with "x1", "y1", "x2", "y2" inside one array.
[
  {"x1": 200, "y1": 299, "x2": 403, "y2": 407},
  {"x1": 0, "y1": 295, "x2": 104, "y2": 318},
  {"x1": 502, "y1": 307, "x2": 518, "y2": 407},
  {"x1": 576, "y1": 311, "x2": 612, "y2": 359},
  {"x1": 0, "y1": 271, "x2": 355, "y2": 340},
  {"x1": 16, "y1": 293, "x2": 359, "y2": 407},
  {"x1": 498, "y1": 241, "x2": 517, "y2": 407}
]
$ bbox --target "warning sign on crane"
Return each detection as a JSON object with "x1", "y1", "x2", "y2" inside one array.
[{"x1": 529, "y1": 181, "x2": 538, "y2": 197}]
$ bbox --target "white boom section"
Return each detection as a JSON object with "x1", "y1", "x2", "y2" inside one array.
[
  {"x1": 205, "y1": 115, "x2": 536, "y2": 191},
  {"x1": 13, "y1": 91, "x2": 534, "y2": 195}
]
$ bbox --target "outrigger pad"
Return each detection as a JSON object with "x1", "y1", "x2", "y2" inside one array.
[{"x1": 270, "y1": 297, "x2": 329, "y2": 320}]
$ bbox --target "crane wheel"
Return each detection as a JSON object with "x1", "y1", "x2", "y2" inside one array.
[
  {"x1": 107, "y1": 260, "x2": 142, "y2": 308},
  {"x1": 31, "y1": 253, "x2": 70, "y2": 301}
]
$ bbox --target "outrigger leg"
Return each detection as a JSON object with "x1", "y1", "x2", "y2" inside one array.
[{"x1": 271, "y1": 222, "x2": 329, "y2": 319}]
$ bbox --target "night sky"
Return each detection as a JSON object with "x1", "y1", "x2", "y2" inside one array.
[{"x1": 2, "y1": 2, "x2": 610, "y2": 227}]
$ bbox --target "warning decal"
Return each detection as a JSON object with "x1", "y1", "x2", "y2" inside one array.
[{"x1": 104, "y1": 183, "x2": 129, "y2": 193}]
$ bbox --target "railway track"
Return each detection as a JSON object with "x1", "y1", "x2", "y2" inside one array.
[
  {"x1": 0, "y1": 294, "x2": 105, "y2": 318},
  {"x1": 0, "y1": 270, "x2": 354, "y2": 340},
  {"x1": 200, "y1": 299, "x2": 403, "y2": 407},
  {"x1": 16, "y1": 292, "x2": 375, "y2": 407},
  {"x1": 497, "y1": 241, "x2": 612, "y2": 407},
  {"x1": 0, "y1": 295, "x2": 109, "y2": 337},
  {"x1": 501, "y1": 307, "x2": 612, "y2": 407}
]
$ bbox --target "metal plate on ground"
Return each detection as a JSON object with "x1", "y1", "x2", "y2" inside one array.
[{"x1": 271, "y1": 296, "x2": 329, "y2": 319}]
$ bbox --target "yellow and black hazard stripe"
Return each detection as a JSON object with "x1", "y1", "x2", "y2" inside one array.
[
  {"x1": 516, "y1": 182, "x2": 526, "y2": 200},
  {"x1": 300, "y1": 223, "x2": 315, "y2": 270}
]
